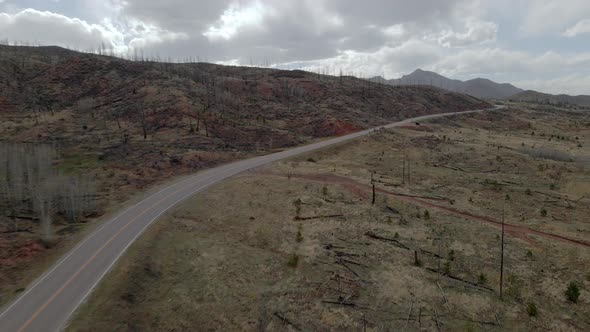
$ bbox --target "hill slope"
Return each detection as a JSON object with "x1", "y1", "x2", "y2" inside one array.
[
  {"x1": 0, "y1": 45, "x2": 489, "y2": 167},
  {"x1": 375, "y1": 69, "x2": 523, "y2": 99}
]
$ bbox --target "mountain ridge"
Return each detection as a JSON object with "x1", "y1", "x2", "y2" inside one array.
[{"x1": 372, "y1": 69, "x2": 523, "y2": 99}]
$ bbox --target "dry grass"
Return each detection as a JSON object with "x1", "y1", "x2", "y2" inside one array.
[{"x1": 69, "y1": 105, "x2": 590, "y2": 331}]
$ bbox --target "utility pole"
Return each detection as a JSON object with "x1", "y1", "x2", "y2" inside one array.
[{"x1": 500, "y1": 202, "x2": 505, "y2": 299}]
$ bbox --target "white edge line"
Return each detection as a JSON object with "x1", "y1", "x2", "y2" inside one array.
[
  {"x1": 0, "y1": 175, "x2": 199, "y2": 318},
  {"x1": 59, "y1": 167, "x2": 252, "y2": 330}
]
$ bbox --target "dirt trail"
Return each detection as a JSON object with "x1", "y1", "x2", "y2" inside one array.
[{"x1": 260, "y1": 172, "x2": 590, "y2": 248}]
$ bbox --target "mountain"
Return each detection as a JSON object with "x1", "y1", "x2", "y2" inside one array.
[
  {"x1": 507, "y1": 90, "x2": 590, "y2": 109},
  {"x1": 374, "y1": 69, "x2": 523, "y2": 99}
]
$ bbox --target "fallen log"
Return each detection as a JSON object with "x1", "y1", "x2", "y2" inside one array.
[
  {"x1": 365, "y1": 231, "x2": 410, "y2": 250},
  {"x1": 273, "y1": 312, "x2": 301, "y2": 331},
  {"x1": 295, "y1": 214, "x2": 344, "y2": 221},
  {"x1": 425, "y1": 268, "x2": 493, "y2": 292}
]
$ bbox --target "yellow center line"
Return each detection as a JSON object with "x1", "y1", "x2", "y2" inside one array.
[{"x1": 17, "y1": 185, "x2": 188, "y2": 332}]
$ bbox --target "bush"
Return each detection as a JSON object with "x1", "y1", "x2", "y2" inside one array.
[
  {"x1": 540, "y1": 209, "x2": 547, "y2": 217},
  {"x1": 525, "y1": 188, "x2": 532, "y2": 195},
  {"x1": 296, "y1": 230, "x2": 303, "y2": 243},
  {"x1": 443, "y1": 261, "x2": 451, "y2": 275},
  {"x1": 565, "y1": 282, "x2": 580, "y2": 303},
  {"x1": 423, "y1": 210, "x2": 430, "y2": 220},
  {"x1": 478, "y1": 273, "x2": 487, "y2": 285},
  {"x1": 448, "y1": 250, "x2": 455, "y2": 261},
  {"x1": 287, "y1": 254, "x2": 299, "y2": 268},
  {"x1": 307, "y1": 157, "x2": 317, "y2": 163},
  {"x1": 527, "y1": 302, "x2": 538, "y2": 317},
  {"x1": 526, "y1": 250, "x2": 533, "y2": 259},
  {"x1": 506, "y1": 275, "x2": 524, "y2": 301}
]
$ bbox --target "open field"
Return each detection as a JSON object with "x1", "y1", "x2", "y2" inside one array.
[{"x1": 68, "y1": 104, "x2": 590, "y2": 331}]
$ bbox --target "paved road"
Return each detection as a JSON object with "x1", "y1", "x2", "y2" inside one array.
[{"x1": 0, "y1": 107, "x2": 496, "y2": 331}]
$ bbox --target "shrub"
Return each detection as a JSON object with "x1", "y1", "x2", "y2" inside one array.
[
  {"x1": 478, "y1": 273, "x2": 487, "y2": 285},
  {"x1": 307, "y1": 157, "x2": 317, "y2": 163},
  {"x1": 414, "y1": 251, "x2": 422, "y2": 267},
  {"x1": 423, "y1": 210, "x2": 430, "y2": 220},
  {"x1": 525, "y1": 188, "x2": 532, "y2": 195},
  {"x1": 287, "y1": 254, "x2": 299, "y2": 268},
  {"x1": 296, "y1": 230, "x2": 303, "y2": 243},
  {"x1": 540, "y1": 209, "x2": 547, "y2": 217},
  {"x1": 505, "y1": 194, "x2": 511, "y2": 201},
  {"x1": 565, "y1": 282, "x2": 580, "y2": 303},
  {"x1": 448, "y1": 250, "x2": 455, "y2": 261},
  {"x1": 322, "y1": 186, "x2": 328, "y2": 196},
  {"x1": 527, "y1": 302, "x2": 538, "y2": 317},
  {"x1": 443, "y1": 261, "x2": 451, "y2": 275},
  {"x1": 526, "y1": 250, "x2": 533, "y2": 259},
  {"x1": 506, "y1": 275, "x2": 524, "y2": 301}
]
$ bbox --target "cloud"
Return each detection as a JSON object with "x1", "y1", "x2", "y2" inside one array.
[
  {"x1": 0, "y1": 9, "x2": 117, "y2": 49},
  {"x1": 0, "y1": 8, "x2": 187, "y2": 54},
  {"x1": 437, "y1": 19, "x2": 497, "y2": 47},
  {"x1": 563, "y1": 19, "x2": 590, "y2": 37},
  {"x1": 203, "y1": 1, "x2": 266, "y2": 41},
  {"x1": 519, "y1": 0, "x2": 590, "y2": 35}
]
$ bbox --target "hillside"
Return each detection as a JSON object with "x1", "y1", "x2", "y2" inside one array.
[
  {"x1": 374, "y1": 69, "x2": 523, "y2": 99},
  {"x1": 507, "y1": 90, "x2": 590, "y2": 109},
  {"x1": 0, "y1": 45, "x2": 490, "y2": 181},
  {"x1": 0, "y1": 45, "x2": 490, "y2": 303}
]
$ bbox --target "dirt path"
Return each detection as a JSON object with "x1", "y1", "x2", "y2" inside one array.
[{"x1": 260, "y1": 172, "x2": 590, "y2": 248}]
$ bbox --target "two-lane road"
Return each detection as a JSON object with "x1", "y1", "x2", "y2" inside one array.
[{"x1": 0, "y1": 107, "x2": 497, "y2": 331}]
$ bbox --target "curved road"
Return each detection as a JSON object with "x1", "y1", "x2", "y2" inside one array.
[{"x1": 0, "y1": 107, "x2": 496, "y2": 331}]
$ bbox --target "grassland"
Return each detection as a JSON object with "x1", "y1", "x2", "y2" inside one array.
[{"x1": 69, "y1": 104, "x2": 590, "y2": 331}]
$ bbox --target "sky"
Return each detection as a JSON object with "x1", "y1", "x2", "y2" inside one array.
[{"x1": 0, "y1": 0, "x2": 589, "y2": 95}]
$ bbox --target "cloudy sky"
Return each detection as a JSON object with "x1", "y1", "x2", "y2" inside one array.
[{"x1": 1, "y1": 0, "x2": 589, "y2": 95}]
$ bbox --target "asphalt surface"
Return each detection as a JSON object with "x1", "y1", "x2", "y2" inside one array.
[{"x1": 0, "y1": 107, "x2": 496, "y2": 331}]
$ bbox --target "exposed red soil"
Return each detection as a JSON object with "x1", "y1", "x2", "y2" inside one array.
[
  {"x1": 261, "y1": 172, "x2": 590, "y2": 248},
  {"x1": 0, "y1": 237, "x2": 45, "y2": 267}
]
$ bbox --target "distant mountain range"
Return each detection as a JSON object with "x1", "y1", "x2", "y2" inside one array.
[
  {"x1": 371, "y1": 69, "x2": 590, "y2": 109},
  {"x1": 507, "y1": 90, "x2": 590, "y2": 108},
  {"x1": 372, "y1": 69, "x2": 523, "y2": 99}
]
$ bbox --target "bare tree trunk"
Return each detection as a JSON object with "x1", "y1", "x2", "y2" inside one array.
[{"x1": 140, "y1": 108, "x2": 148, "y2": 140}]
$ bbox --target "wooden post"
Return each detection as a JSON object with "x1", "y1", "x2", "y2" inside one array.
[{"x1": 372, "y1": 183, "x2": 376, "y2": 205}]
